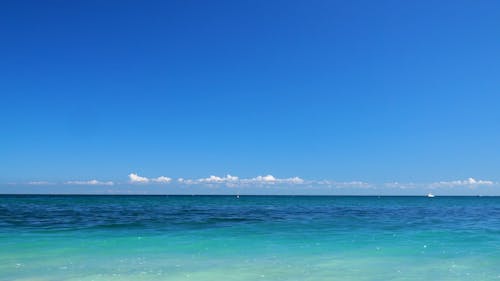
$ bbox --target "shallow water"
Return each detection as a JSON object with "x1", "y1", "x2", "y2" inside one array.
[{"x1": 1, "y1": 195, "x2": 499, "y2": 280}]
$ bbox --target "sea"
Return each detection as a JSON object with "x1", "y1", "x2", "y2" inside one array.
[{"x1": 1, "y1": 195, "x2": 499, "y2": 281}]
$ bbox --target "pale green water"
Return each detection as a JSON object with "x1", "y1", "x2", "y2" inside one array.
[{"x1": 1, "y1": 195, "x2": 499, "y2": 280}]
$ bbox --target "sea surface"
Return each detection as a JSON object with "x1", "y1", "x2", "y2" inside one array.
[{"x1": 0, "y1": 195, "x2": 499, "y2": 281}]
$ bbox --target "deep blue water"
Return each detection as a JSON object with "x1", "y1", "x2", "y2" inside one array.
[{"x1": 1, "y1": 195, "x2": 499, "y2": 280}]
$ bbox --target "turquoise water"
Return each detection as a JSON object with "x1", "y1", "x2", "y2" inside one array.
[{"x1": 1, "y1": 195, "x2": 499, "y2": 281}]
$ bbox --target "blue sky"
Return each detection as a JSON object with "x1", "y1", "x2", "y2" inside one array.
[{"x1": 1, "y1": 0, "x2": 500, "y2": 194}]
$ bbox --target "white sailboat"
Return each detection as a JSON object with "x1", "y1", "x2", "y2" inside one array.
[{"x1": 427, "y1": 193, "x2": 435, "y2": 198}]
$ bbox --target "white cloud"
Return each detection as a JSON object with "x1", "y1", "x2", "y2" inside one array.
[
  {"x1": 177, "y1": 174, "x2": 239, "y2": 187},
  {"x1": 175, "y1": 174, "x2": 305, "y2": 186},
  {"x1": 253, "y1": 174, "x2": 276, "y2": 182},
  {"x1": 241, "y1": 174, "x2": 305, "y2": 185},
  {"x1": 152, "y1": 176, "x2": 172, "y2": 183},
  {"x1": 129, "y1": 173, "x2": 172, "y2": 184},
  {"x1": 65, "y1": 180, "x2": 114, "y2": 186},
  {"x1": 27, "y1": 181, "x2": 51, "y2": 185},
  {"x1": 322, "y1": 180, "x2": 373, "y2": 188},
  {"x1": 128, "y1": 173, "x2": 150, "y2": 183},
  {"x1": 199, "y1": 174, "x2": 239, "y2": 183},
  {"x1": 429, "y1": 177, "x2": 494, "y2": 188},
  {"x1": 384, "y1": 182, "x2": 419, "y2": 189},
  {"x1": 177, "y1": 177, "x2": 188, "y2": 183},
  {"x1": 9, "y1": 175, "x2": 498, "y2": 193},
  {"x1": 384, "y1": 178, "x2": 495, "y2": 189},
  {"x1": 177, "y1": 178, "x2": 197, "y2": 185},
  {"x1": 287, "y1": 177, "x2": 306, "y2": 184}
]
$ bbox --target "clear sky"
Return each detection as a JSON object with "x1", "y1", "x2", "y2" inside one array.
[{"x1": 1, "y1": 0, "x2": 499, "y2": 195}]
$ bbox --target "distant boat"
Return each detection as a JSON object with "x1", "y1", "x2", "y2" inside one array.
[
  {"x1": 427, "y1": 193, "x2": 435, "y2": 198},
  {"x1": 236, "y1": 195, "x2": 240, "y2": 199}
]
